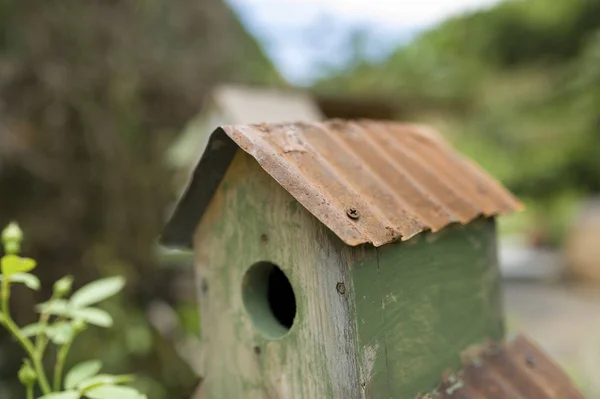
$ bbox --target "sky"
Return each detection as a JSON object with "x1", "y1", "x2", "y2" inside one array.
[{"x1": 227, "y1": 0, "x2": 504, "y2": 84}]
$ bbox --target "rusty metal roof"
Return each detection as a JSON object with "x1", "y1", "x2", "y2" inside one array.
[
  {"x1": 161, "y1": 120, "x2": 523, "y2": 248},
  {"x1": 417, "y1": 334, "x2": 586, "y2": 399}
]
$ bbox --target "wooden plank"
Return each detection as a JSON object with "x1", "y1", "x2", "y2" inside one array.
[
  {"x1": 378, "y1": 218, "x2": 504, "y2": 398},
  {"x1": 351, "y1": 244, "x2": 390, "y2": 398},
  {"x1": 351, "y1": 218, "x2": 504, "y2": 399},
  {"x1": 193, "y1": 150, "x2": 361, "y2": 398}
]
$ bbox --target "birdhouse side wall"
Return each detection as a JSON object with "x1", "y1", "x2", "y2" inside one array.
[
  {"x1": 192, "y1": 150, "x2": 362, "y2": 398},
  {"x1": 351, "y1": 217, "x2": 504, "y2": 398}
]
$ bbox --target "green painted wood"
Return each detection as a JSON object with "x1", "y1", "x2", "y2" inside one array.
[
  {"x1": 351, "y1": 218, "x2": 504, "y2": 399},
  {"x1": 193, "y1": 150, "x2": 362, "y2": 399},
  {"x1": 193, "y1": 149, "x2": 504, "y2": 399},
  {"x1": 351, "y1": 245, "x2": 390, "y2": 398}
]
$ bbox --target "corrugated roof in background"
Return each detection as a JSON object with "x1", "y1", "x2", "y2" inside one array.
[
  {"x1": 166, "y1": 84, "x2": 323, "y2": 170},
  {"x1": 161, "y1": 120, "x2": 523, "y2": 248},
  {"x1": 417, "y1": 334, "x2": 586, "y2": 399},
  {"x1": 214, "y1": 85, "x2": 324, "y2": 124}
]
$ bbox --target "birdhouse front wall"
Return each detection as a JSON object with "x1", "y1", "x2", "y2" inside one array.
[{"x1": 192, "y1": 150, "x2": 363, "y2": 399}]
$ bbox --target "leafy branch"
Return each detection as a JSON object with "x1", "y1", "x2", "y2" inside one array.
[{"x1": 0, "y1": 222, "x2": 147, "y2": 399}]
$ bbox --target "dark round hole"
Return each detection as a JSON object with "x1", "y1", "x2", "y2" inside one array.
[{"x1": 242, "y1": 262, "x2": 297, "y2": 339}]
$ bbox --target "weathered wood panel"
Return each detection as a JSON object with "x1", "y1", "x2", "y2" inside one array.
[
  {"x1": 351, "y1": 245, "x2": 389, "y2": 398},
  {"x1": 193, "y1": 150, "x2": 361, "y2": 398},
  {"x1": 352, "y1": 218, "x2": 504, "y2": 399}
]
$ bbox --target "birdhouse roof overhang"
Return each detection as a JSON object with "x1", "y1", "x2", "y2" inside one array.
[{"x1": 161, "y1": 120, "x2": 522, "y2": 249}]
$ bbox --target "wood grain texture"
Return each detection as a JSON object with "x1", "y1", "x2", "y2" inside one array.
[
  {"x1": 352, "y1": 218, "x2": 504, "y2": 399},
  {"x1": 351, "y1": 245, "x2": 389, "y2": 398},
  {"x1": 193, "y1": 150, "x2": 362, "y2": 399}
]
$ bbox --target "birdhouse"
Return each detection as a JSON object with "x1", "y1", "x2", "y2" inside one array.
[{"x1": 160, "y1": 119, "x2": 529, "y2": 398}]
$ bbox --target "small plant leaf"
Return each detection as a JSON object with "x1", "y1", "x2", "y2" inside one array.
[
  {"x1": 71, "y1": 307, "x2": 113, "y2": 328},
  {"x1": 1, "y1": 255, "x2": 36, "y2": 277},
  {"x1": 85, "y1": 385, "x2": 145, "y2": 399},
  {"x1": 36, "y1": 300, "x2": 113, "y2": 327},
  {"x1": 38, "y1": 391, "x2": 80, "y2": 399},
  {"x1": 70, "y1": 276, "x2": 125, "y2": 308},
  {"x1": 47, "y1": 322, "x2": 75, "y2": 345},
  {"x1": 9, "y1": 272, "x2": 41, "y2": 290},
  {"x1": 37, "y1": 299, "x2": 70, "y2": 316},
  {"x1": 65, "y1": 360, "x2": 103, "y2": 390},
  {"x1": 78, "y1": 374, "x2": 135, "y2": 391},
  {"x1": 21, "y1": 323, "x2": 47, "y2": 337}
]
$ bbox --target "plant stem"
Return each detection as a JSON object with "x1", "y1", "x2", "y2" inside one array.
[
  {"x1": 0, "y1": 281, "x2": 52, "y2": 395},
  {"x1": 54, "y1": 339, "x2": 73, "y2": 391},
  {"x1": 26, "y1": 384, "x2": 33, "y2": 399},
  {"x1": 1, "y1": 278, "x2": 10, "y2": 318},
  {"x1": 2, "y1": 316, "x2": 52, "y2": 394},
  {"x1": 35, "y1": 301, "x2": 54, "y2": 357}
]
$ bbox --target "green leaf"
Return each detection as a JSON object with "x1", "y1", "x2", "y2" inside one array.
[
  {"x1": 21, "y1": 323, "x2": 47, "y2": 337},
  {"x1": 78, "y1": 374, "x2": 134, "y2": 391},
  {"x1": 70, "y1": 276, "x2": 125, "y2": 308},
  {"x1": 71, "y1": 308, "x2": 113, "y2": 328},
  {"x1": 9, "y1": 272, "x2": 40, "y2": 290},
  {"x1": 47, "y1": 322, "x2": 75, "y2": 345},
  {"x1": 38, "y1": 391, "x2": 80, "y2": 399},
  {"x1": 37, "y1": 299, "x2": 70, "y2": 316},
  {"x1": 36, "y1": 300, "x2": 113, "y2": 328},
  {"x1": 85, "y1": 385, "x2": 145, "y2": 399},
  {"x1": 65, "y1": 360, "x2": 103, "y2": 390},
  {"x1": 1, "y1": 255, "x2": 36, "y2": 277}
]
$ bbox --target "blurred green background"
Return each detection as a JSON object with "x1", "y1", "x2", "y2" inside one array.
[{"x1": 1, "y1": 0, "x2": 599, "y2": 397}]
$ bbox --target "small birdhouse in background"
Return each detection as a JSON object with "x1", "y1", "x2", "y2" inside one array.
[
  {"x1": 161, "y1": 120, "x2": 583, "y2": 399},
  {"x1": 165, "y1": 85, "x2": 323, "y2": 195}
]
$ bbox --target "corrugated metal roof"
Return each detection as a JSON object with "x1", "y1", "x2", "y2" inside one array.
[
  {"x1": 418, "y1": 334, "x2": 586, "y2": 399},
  {"x1": 161, "y1": 120, "x2": 523, "y2": 248}
]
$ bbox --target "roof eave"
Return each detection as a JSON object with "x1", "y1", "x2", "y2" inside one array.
[{"x1": 160, "y1": 128, "x2": 238, "y2": 249}]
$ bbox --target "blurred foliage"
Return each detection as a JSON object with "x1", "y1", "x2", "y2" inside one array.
[
  {"x1": 0, "y1": 222, "x2": 146, "y2": 398},
  {"x1": 0, "y1": 0, "x2": 282, "y2": 397},
  {"x1": 316, "y1": 0, "x2": 600, "y2": 245}
]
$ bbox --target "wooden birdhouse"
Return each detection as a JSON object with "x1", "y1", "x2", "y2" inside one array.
[{"x1": 160, "y1": 119, "x2": 530, "y2": 398}]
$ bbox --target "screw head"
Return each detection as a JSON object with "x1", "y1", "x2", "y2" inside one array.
[
  {"x1": 346, "y1": 207, "x2": 360, "y2": 220},
  {"x1": 524, "y1": 354, "x2": 535, "y2": 368},
  {"x1": 336, "y1": 282, "x2": 346, "y2": 295}
]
